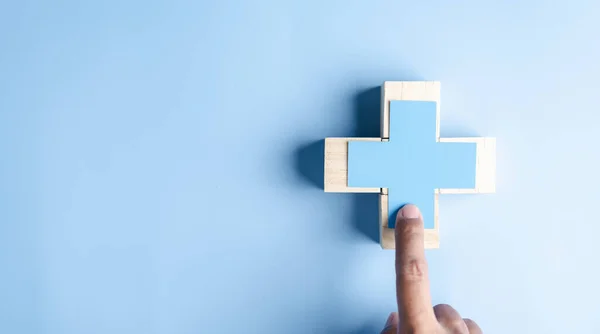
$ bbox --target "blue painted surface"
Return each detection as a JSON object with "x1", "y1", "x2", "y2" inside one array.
[
  {"x1": 3, "y1": 1, "x2": 600, "y2": 333},
  {"x1": 348, "y1": 101, "x2": 476, "y2": 228}
]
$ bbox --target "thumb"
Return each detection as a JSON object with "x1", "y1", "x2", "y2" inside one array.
[{"x1": 380, "y1": 312, "x2": 399, "y2": 334}]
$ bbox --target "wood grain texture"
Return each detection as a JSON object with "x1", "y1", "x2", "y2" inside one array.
[{"x1": 324, "y1": 137, "x2": 381, "y2": 193}]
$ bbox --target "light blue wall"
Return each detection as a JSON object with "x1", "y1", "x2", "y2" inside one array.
[{"x1": 2, "y1": 1, "x2": 599, "y2": 333}]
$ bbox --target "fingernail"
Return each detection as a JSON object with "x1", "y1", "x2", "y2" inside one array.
[
  {"x1": 385, "y1": 312, "x2": 398, "y2": 327},
  {"x1": 399, "y1": 204, "x2": 420, "y2": 219}
]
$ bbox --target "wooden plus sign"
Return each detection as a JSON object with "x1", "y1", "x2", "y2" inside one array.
[{"x1": 324, "y1": 81, "x2": 496, "y2": 249}]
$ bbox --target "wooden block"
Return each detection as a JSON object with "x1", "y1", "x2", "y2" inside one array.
[
  {"x1": 381, "y1": 139, "x2": 390, "y2": 197},
  {"x1": 379, "y1": 82, "x2": 440, "y2": 202},
  {"x1": 377, "y1": 81, "x2": 493, "y2": 250},
  {"x1": 381, "y1": 81, "x2": 441, "y2": 139},
  {"x1": 379, "y1": 84, "x2": 442, "y2": 249},
  {"x1": 349, "y1": 101, "x2": 475, "y2": 230},
  {"x1": 324, "y1": 137, "x2": 381, "y2": 193},
  {"x1": 437, "y1": 137, "x2": 496, "y2": 194},
  {"x1": 380, "y1": 192, "x2": 440, "y2": 249},
  {"x1": 379, "y1": 193, "x2": 394, "y2": 249},
  {"x1": 323, "y1": 81, "x2": 495, "y2": 250}
]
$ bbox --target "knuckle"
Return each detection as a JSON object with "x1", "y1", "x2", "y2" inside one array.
[
  {"x1": 398, "y1": 257, "x2": 428, "y2": 281},
  {"x1": 436, "y1": 319, "x2": 468, "y2": 333},
  {"x1": 433, "y1": 303, "x2": 454, "y2": 315},
  {"x1": 379, "y1": 325, "x2": 397, "y2": 334},
  {"x1": 411, "y1": 326, "x2": 442, "y2": 334},
  {"x1": 448, "y1": 320, "x2": 469, "y2": 333},
  {"x1": 433, "y1": 304, "x2": 468, "y2": 333},
  {"x1": 464, "y1": 318, "x2": 482, "y2": 333}
]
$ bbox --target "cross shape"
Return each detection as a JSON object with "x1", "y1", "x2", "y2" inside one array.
[
  {"x1": 347, "y1": 101, "x2": 476, "y2": 230},
  {"x1": 324, "y1": 81, "x2": 496, "y2": 249}
]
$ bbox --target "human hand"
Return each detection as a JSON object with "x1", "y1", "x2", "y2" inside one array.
[{"x1": 381, "y1": 204, "x2": 482, "y2": 334}]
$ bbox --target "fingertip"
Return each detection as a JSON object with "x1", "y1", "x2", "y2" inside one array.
[
  {"x1": 394, "y1": 204, "x2": 424, "y2": 242},
  {"x1": 381, "y1": 312, "x2": 399, "y2": 334},
  {"x1": 385, "y1": 312, "x2": 398, "y2": 327},
  {"x1": 397, "y1": 204, "x2": 421, "y2": 220}
]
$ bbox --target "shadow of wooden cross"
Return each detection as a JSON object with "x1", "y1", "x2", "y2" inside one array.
[{"x1": 324, "y1": 81, "x2": 496, "y2": 249}]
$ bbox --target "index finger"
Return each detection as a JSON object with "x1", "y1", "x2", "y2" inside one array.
[{"x1": 395, "y1": 204, "x2": 436, "y2": 328}]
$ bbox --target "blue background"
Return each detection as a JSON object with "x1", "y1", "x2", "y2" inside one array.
[{"x1": 1, "y1": 1, "x2": 599, "y2": 333}]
